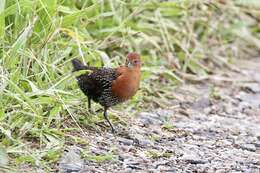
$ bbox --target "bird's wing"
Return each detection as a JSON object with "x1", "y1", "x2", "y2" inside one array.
[{"x1": 89, "y1": 67, "x2": 119, "y2": 88}]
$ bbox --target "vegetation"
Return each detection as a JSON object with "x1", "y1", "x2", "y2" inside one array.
[{"x1": 0, "y1": 0, "x2": 259, "y2": 171}]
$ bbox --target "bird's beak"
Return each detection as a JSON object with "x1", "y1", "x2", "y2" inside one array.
[{"x1": 127, "y1": 62, "x2": 134, "y2": 68}]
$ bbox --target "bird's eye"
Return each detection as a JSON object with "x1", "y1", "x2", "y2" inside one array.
[{"x1": 133, "y1": 60, "x2": 139, "y2": 64}]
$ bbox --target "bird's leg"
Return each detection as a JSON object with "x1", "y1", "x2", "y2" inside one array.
[
  {"x1": 88, "y1": 97, "x2": 91, "y2": 110},
  {"x1": 88, "y1": 97, "x2": 94, "y2": 114},
  {"x1": 103, "y1": 107, "x2": 115, "y2": 133}
]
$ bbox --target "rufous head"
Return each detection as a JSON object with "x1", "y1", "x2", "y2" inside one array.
[{"x1": 125, "y1": 52, "x2": 141, "y2": 69}]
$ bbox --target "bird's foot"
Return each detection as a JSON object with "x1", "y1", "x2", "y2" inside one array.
[{"x1": 87, "y1": 108, "x2": 95, "y2": 114}]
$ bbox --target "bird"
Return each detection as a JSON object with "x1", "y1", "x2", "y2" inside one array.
[{"x1": 71, "y1": 52, "x2": 141, "y2": 133}]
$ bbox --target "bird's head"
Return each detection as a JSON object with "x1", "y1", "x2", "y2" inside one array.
[{"x1": 125, "y1": 52, "x2": 141, "y2": 69}]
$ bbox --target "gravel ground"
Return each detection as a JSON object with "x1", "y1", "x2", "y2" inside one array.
[{"x1": 59, "y1": 58, "x2": 260, "y2": 173}]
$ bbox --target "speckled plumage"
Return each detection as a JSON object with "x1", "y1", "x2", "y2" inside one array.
[{"x1": 75, "y1": 66, "x2": 122, "y2": 107}]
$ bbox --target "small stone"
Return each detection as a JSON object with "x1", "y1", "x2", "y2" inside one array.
[
  {"x1": 133, "y1": 137, "x2": 152, "y2": 147},
  {"x1": 59, "y1": 146, "x2": 84, "y2": 173},
  {"x1": 240, "y1": 144, "x2": 257, "y2": 152},
  {"x1": 192, "y1": 97, "x2": 211, "y2": 111},
  {"x1": 204, "y1": 107, "x2": 212, "y2": 114},
  {"x1": 126, "y1": 165, "x2": 142, "y2": 170},
  {"x1": 255, "y1": 142, "x2": 260, "y2": 148},
  {"x1": 138, "y1": 112, "x2": 162, "y2": 125},
  {"x1": 123, "y1": 160, "x2": 143, "y2": 170},
  {"x1": 123, "y1": 168, "x2": 134, "y2": 173},
  {"x1": 119, "y1": 153, "x2": 133, "y2": 161},
  {"x1": 181, "y1": 153, "x2": 207, "y2": 164},
  {"x1": 78, "y1": 166, "x2": 97, "y2": 173},
  {"x1": 155, "y1": 108, "x2": 173, "y2": 121},
  {"x1": 241, "y1": 83, "x2": 260, "y2": 93},
  {"x1": 237, "y1": 92, "x2": 260, "y2": 108},
  {"x1": 118, "y1": 137, "x2": 134, "y2": 146}
]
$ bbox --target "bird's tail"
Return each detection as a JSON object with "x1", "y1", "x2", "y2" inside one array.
[
  {"x1": 71, "y1": 59, "x2": 88, "y2": 72},
  {"x1": 72, "y1": 58, "x2": 98, "y2": 73}
]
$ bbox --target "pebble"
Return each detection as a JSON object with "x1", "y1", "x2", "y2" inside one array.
[
  {"x1": 59, "y1": 146, "x2": 84, "y2": 173},
  {"x1": 240, "y1": 144, "x2": 257, "y2": 152},
  {"x1": 118, "y1": 137, "x2": 134, "y2": 146},
  {"x1": 180, "y1": 153, "x2": 207, "y2": 164},
  {"x1": 138, "y1": 112, "x2": 162, "y2": 125},
  {"x1": 192, "y1": 97, "x2": 211, "y2": 111}
]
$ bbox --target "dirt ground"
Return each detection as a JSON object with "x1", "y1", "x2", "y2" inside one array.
[{"x1": 59, "y1": 58, "x2": 260, "y2": 173}]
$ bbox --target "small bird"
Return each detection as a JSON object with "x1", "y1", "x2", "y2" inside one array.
[{"x1": 72, "y1": 53, "x2": 141, "y2": 133}]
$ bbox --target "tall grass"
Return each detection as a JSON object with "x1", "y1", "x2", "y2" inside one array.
[{"x1": 0, "y1": 0, "x2": 259, "y2": 171}]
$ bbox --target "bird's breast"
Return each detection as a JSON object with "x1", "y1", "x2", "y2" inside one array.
[{"x1": 111, "y1": 71, "x2": 140, "y2": 101}]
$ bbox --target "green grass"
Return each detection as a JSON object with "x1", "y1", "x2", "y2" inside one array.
[
  {"x1": 0, "y1": 0, "x2": 259, "y2": 171},
  {"x1": 146, "y1": 149, "x2": 172, "y2": 159},
  {"x1": 84, "y1": 152, "x2": 115, "y2": 163}
]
